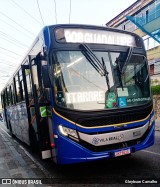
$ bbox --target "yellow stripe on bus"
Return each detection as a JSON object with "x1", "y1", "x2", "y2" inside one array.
[{"x1": 53, "y1": 108, "x2": 153, "y2": 129}]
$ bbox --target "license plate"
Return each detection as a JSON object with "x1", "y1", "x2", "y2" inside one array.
[{"x1": 114, "y1": 149, "x2": 131, "y2": 157}]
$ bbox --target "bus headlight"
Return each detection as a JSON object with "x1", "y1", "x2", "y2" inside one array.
[
  {"x1": 149, "y1": 114, "x2": 155, "y2": 128},
  {"x1": 58, "y1": 125, "x2": 78, "y2": 139}
]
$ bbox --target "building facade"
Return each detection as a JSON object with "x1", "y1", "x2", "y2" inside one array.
[{"x1": 106, "y1": 0, "x2": 160, "y2": 85}]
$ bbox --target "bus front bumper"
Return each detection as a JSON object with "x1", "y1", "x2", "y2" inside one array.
[{"x1": 56, "y1": 123, "x2": 155, "y2": 164}]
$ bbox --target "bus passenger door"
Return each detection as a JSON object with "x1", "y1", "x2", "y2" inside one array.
[
  {"x1": 21, "y1": 64, "x2": 38, "y2": 151},
  {"x1": 29, "y1": 55, "x2": 52, "y2": 159},
  {"x1": 20, "y1": 65, "x2": 32, "y2": 145}
]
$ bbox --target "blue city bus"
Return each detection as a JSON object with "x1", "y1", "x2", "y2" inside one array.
[{"x1": 0, "y1": 24, "x2": 155, "y2": 164}]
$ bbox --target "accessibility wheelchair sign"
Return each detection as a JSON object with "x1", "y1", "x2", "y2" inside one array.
[{"x1": 118, "y1": 97, "x2": 127, "y2": 108}]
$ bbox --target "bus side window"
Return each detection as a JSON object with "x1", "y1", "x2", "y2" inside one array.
[
  {"x1": 32, "y1": 62, "x2": 46, "y2": 102},
  {"x1": 0, "y1": 94, "x2": 3, "y2": 108},
  {"x1": 15, "y1": 73, "x2": 22, "y2": 103},
  {"x1": 31, "y1": 65, "x2": 40, "y2": 96},
  {"x1": 4, "y1": 89, "x2": 8, "y2": 106},
  {"x1": 11, "y1": 81, "x2": 16, "y2": 105},
  {"x1": 2, "y1": 92, "x2": 4, "y2": 108},
  {"x1": 19, "y1": 80, "x2": 24, "y2": 101},
  {"x1": 2, "y1": 92, "x2": 5, "y2": 108},
  {"x1": 7, "y1": 86, "x2": 11, "y2": 106},
  {"x1": 19, "y1": 70, "x2": 25, "y2": 101},
  {"x1": 9, "y1": 85, "x2": 13, "y2": 105},
  {"x1": 26, "y1": 69, "x2": 32, "y2": 102}
]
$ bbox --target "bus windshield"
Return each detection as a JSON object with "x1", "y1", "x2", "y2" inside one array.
[{"x1": 52, "y1": 50, "x2": 151, "y2": 110}]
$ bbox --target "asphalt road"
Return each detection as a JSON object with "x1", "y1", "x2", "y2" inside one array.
[
  {"x1": 0, "y1": 120, "x2": 160, "y2": 187},
  {"x1": 40, "y1": 130, "x2": 160, "y2": 186}
]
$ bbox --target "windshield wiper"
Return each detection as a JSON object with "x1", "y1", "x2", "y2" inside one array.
[
  {"x1": 80, "y1": 43, "x2": 110, "y2": 91},
  {"x1": 122, "y1": 46, "x2": 133, "y2": 74},
  {"x1": 115, "y1": 56, "x2": 124, "y2": 90},
  {"x1": 101, "y1": 57, "x2": 110, "y2": 92},
  {"x1": 115, "y1": 46, "x2": 133, "y2": 90}
]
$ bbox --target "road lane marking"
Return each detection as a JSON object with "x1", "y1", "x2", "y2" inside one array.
[{"x1": 141, "y1": 150, "x2": 160, "y2": 156}]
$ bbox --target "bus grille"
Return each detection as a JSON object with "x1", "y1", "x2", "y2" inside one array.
[{"x1": 78, "y1": 105, "x2": 152, "y2": 127}]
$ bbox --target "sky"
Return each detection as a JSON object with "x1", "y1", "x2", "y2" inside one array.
[{"x1": 0, "y1": 0, "x2": 137, "y2": 92}]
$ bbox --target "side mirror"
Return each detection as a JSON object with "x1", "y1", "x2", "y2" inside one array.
[{"x1": 34, "y1": 53, "x2": 51, "y2": 88}]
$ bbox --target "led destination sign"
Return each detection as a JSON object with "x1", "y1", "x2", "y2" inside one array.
[{"x1": 55, "y1": 28, "x2": 136, "y2": 46}]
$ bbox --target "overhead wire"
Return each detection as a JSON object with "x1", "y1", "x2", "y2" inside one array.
[
  {"x1": 0, "y1": 51, "x2": 21, "y2": 60},
  {"x1": 1, "y1": 79, "x2": 11, "y2": 82},
  {"x1": 1, "y1": 75, "x2": 10, "y2": 78},
  {"x1": 0, "y1": 46, "x2": 23, "y2": 57},
  {"x1": 0, "y1": 18, "x2": 34, "y2": 40},
  {"x1": 0, "y1": 58, "x2": 18, "y2": 66},
  {"x1": 36, "y1": 0, "x2": 44, "y2": 26},
  {"x1": 0, "y1": 2, "x2": 37, "y2": 90},
  {"x1": 69, "y1": 0, "x2": 72, "y2": 23},
  {"x1": 10, "y1": 0, "x2": 42, "y2": 26},
  {"x1": 0, "y1": 11, "x2": 35, "y2": 36},
  {"x1": 0, "y1": 30, "x2": 29, "y2": 48},
  {"x1": 0, "y1": 69, "x2": 15, "y2": 73},
  {"x1": 54, "y1": 0, "x2": 57, "y2": 24},
  {"x1": 0, "y1": 35, "x2": 28, "y2": 50},
  {"x1": 0, "y1": 66, "x2": 17, "y2": 72},
  {"x1": 0, "y1": 0, "x2": 46, "y2": 89},
  {"x1": 0, "y1": 68, "x2": 16, "y2": 76},
  {"x1": 0, "y1": 58, "x2": 19, "y2": 64},
  {"x1": 1, "y1": 78, "x2": 10, "y2": 81},
  {"x1": 0, "y1": 62, "x2": 17, "y2": 68}
]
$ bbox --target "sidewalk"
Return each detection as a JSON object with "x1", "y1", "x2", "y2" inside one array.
[
  {"x1": 155, "y1": 119, "x2": 160, "y2": 131},
  {"x1": 0, "y1": 121, "x2": 52, "y2": 187}
]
